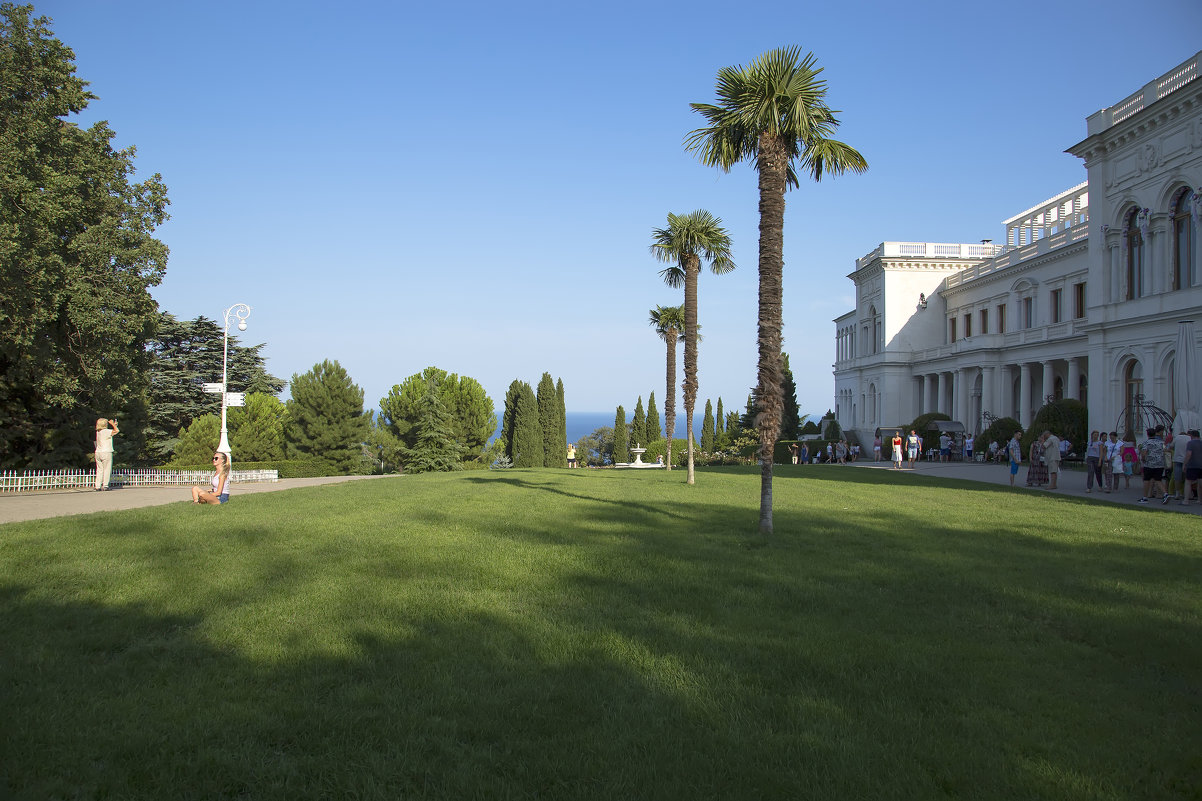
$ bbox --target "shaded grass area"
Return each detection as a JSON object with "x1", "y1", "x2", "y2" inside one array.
[{"x1": 2, "y1": 467, "x2": 1200, "y2": 799}]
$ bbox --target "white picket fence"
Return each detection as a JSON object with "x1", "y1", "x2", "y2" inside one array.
[{"x1": 0, "y1": 468, "x2": 279, "y2": 493}]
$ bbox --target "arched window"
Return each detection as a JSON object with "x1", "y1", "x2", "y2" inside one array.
[
  {"x1": 1173, "y1": 191, "x2": 1196, "y2": 290},
  {"x1": 1124, "y1": 359, "x2": 1143, "y2": 435},
  {"x1": 1125, "y1": 208, "x2": 1144, "y2": 300}
]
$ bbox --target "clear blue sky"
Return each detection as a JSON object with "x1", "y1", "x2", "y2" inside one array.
[{"x1": 37, "y1": 0, "x2": 1202, "y2": 419}]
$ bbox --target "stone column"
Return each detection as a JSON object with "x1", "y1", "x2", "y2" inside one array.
[
  {"x1": 937, "y1": 372, "x2": 947, "y2": 415},
  {"x1": 928, "y1": 373, "x2": 938, "y2": 413},
  {"x1": 916, "y1": 374, "x2": 926, "y2": 416},
  {"x1": 983, "y1": 365, "x2": 996, "y2": 419},
  {"x1": 1042, "y1": 360, "x2": 1055, "y2": 406},
  {"x1": 1020, "y1": 363, "x2": 1032, "y2": 428},
  {"x1": 1067, "y1": 357, "x2": 1081, "y2": 401}
]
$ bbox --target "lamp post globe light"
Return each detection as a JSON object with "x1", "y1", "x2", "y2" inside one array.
[{"x1": 216, "y1": 303, "x2": 252, "y2": 459}]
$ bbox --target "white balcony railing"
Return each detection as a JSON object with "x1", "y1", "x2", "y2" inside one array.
[{"x1": 1087, "y1": 51, "x2": 1200, "y2": 135}]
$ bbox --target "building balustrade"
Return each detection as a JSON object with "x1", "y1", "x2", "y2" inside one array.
[{"x1": 1087, "y1": 51, "x2": 1200, "y2": 135}]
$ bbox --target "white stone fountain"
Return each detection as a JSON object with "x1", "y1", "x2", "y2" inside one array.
[{"x1": 615, "y1": 444, "x2": 663, "y2": 469}]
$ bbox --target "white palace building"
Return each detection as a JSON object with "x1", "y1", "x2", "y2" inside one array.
[{"x1": 833, "y1": 51, "x2": 1202, "y2": 442}]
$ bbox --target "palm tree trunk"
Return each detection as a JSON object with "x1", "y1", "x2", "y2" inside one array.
[
  {"x1": 683, "y1": 255, "x2": 700, "y2": 485},
  {"x1": 756, "y1": 134, "x2": 789, "y2": 535},
  {"x1": 664, "y1": 329, "x2": 676, "y2": 471}
]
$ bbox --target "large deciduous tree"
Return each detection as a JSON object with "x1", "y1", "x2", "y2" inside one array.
[
  {"x1": 1, "y1": 4, "x2": 170, "y2": 468},
  {"x1": 649, "y1": 305, "x2": 685, "y2": 471},
  {"x1": 377, "y1": 366, "x2": 495, "y2": 464},
  {"x1": 285, "y1": 360, "x2": 370, "y2": 474},
  {"x1": 687, "y1": 46, "x2": 867, "y2": 535},
  {"x1": 651, "y1": 210, "x2": 733, "y2": 485}
]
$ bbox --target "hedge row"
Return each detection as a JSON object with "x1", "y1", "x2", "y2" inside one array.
[{"x1": 165, "y1": 458, "x2": 340, "y2": 478}]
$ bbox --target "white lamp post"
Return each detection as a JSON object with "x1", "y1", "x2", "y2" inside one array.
[{"x1": 216, "y1": 303, "x2": 252, "y2": 458}]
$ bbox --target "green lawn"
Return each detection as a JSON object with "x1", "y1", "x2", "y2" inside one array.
[{"x1": 2, "y1": 467, "x2": 1199, "y2": 800}]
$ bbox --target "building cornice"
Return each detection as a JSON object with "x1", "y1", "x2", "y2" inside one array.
[{"x1": 940, "y1": 241, "x2": 1089, "y2": 297}]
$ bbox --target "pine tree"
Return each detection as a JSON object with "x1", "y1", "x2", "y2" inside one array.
[
  {"x1": 555, "y1": 378, "x2": 568, "y2": 468},
  {"x1": 401, "y1": 379, "x2": 463, "y2": 473},
  {"x1": 646, "y1": 392, "x2": 662, "y2": 442},
  {"x1": 285, "y1": 360, "x2": 370, "y2": 474},
  {"x1": 701, "y1": 399, "x2": 715, "y2": 452},
  {"x1": 630, "y1": 396, "x2": 647, "y2": 449},
  {"x1": 613, "y1": 406, "x2": 628, "y2": 465},
  {"x1": 537, "y1": 372, "x2": 558, "y2": 467},
  {"x1": 513, "y1": 383, "x2": 542, "y2": 467},
  {"x1": 227, "y1": 393, "x2": 286, "y2": 461},
  {"x1": 781, "y1": 353, "x2": 801, "y2": 440}
]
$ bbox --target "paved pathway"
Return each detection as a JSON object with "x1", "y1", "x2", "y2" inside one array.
[
  {"x1": 0, "y1": 474, "x2": 396, "y2": 525},
  {"x1": 845, "y1": 457, "x2": 1202, "y2": 515}
]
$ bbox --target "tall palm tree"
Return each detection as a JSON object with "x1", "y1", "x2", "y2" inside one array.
[
  {"x1": 686, "y1": 46, "x2": 867, "y2": 535},
  {"x1": 649, "y1": 305, "x2": 686, "y2": 471},
  {"x1": 651, "y1": 210, "x2": 734, "y2": 485}
]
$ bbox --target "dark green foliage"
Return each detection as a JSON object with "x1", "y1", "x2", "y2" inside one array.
[
  {"x1": 630, "y1": 397, "x2": 647, "y2": 449},
  {"x1": 646, "y1": 392, "x2": 662, "y2": 443},
  {"x1": 144, "y1": 313, "x2": 284, "y2": 463},
  {"x1": 723, "y1": 410, "x2": 741, "y2": 443},
  {"x1": 738, "y1": 392, "x2": 757, "y2": 432},
  {"x1": 980, "y1": 417, "x2": 1022, "y2": 453},
  {"x1": 170, "y1": 414, "x2": 220, "y2": 466},
  {"x1": 285, "y1": 360, "x2": 370, "y2": 475},
  {"x1": 781, "y1": 354, "x2": 801, "y2": 440},
  {"x1": 1026, "y1": 399, "x2": 1088, "y2": 455},
  {"x1": 401, "y1": 379, "x2": 463, "y2": 473},
  {"x1": 825, "y1": 419, "x2": 843, "y2": 443},
  {"x1": 226, "y1": 393, "x2": 286, "y2": 462},
  {"x1": 613, "y1": 406, "x2": 628, "y2": 465},
  {"x1": 537, "y1": 373, "x2": 558, "y2": 467},
  {"x1": 800, "y1": 419, "x2": 822, "y2": 435},
  {"x1": 701, "y1": 399, "x2": 715, "y2": 452},
  {"x1": 167, "y1": 457, "x2": 333, "y2": 478},
  {"x1": 501, "y1": 380, "x2": 522, "y2": 462},
  {"x1": 576, "y1": 426, "x2": 613, "y2": 467},
  {"x1": 907, "y1": 412, "x2": 951, "y2": 441},
  {"x1": 377, "y1": 367, "x2": 495, "y2": 463},
  {"x1": 0, "y1": 6, "x2": 169, "y2": 468},
  {"x1": 512, "y1": 383, "x2": 541, "y2": 468},
  {"x1": 643, "y1": 437, "x2": 695, "y2": 467},
  {"x1": 555, "y1": 378, "x2": 568, "y2": 468}
]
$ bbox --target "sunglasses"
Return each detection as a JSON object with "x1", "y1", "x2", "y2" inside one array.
[{"x1": 212, "y1": 456, "x2": 221, "y2": 462}]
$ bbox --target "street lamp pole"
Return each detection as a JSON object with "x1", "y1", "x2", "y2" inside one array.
[{"x1": 216, "y1": 303, "x2": 252, "y2": 458}]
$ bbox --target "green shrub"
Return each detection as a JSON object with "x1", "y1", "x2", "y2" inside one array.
[
  {"x1": 1024, "y1": 399, "x2": 1088, "y2": 456},
  {"x1": 908, "y1": 412, "x2": 951, "y2": 438},
  {"x1": 163, "y1": 458, "x2": 336, "y2": 478},
  {"x1": 980, "y1": 417, "x2": 1022, "y2": 454},
  {"x1": 643, "y1": 437, "x2": 694, "y2": 467}
]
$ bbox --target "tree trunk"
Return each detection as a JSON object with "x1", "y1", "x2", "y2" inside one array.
[
  {"x1": 664, "y1": 329, "x2": 677, "y2": 471},
  {"x1": 683, "y1": 254, "x2": 700, "y2": 485},
  {"x1": 756, "y1": 134, "x2": 789, "y2": 536}
]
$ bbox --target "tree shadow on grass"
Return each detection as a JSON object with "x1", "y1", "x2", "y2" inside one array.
[{"x1": 3, "y1": 475, "x2": 1200, "y2": 800}]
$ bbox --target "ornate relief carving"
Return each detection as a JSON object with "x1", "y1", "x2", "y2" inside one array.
[
  {"x1": 1138, "y1": 142, "x2": 1159, "y2": 172},
  {"x1": 1137, "y1": 207, "x2": 1150, "y2": 241},
  {"x1": 1192, "y1": 189, "x2": 1202, "y2": 227}
]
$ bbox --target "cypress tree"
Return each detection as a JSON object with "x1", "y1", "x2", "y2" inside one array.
[
  {"x1": 613, "y1": 405, "x2": 628, "y2": 465},
  {"x1": 715, "y1": 397, "x2": 726, "y2": 448},
  {"x1": 646, "y1": 392, "x2": 662, "y2": 442},
  {"x1": 537, "y1": 372, "x2": 558, "y2": 467},
  {"x1": 781, "y1": 353, "x2": 801, "y2": 441},
  {"x1": 501, "y1": 379, "x2": 522, "y2": 461},
  {"x1": 701, "y1": 399, "x2": 715, "y2": 452},
  {"x1": 630, "y1": 396, "x2": 647, "y2": 449},
  {"x1": 513, "y1": 383, "x2": 541, "y2": 467},
  {"x1": 555, "y1": 377, "x2": 568, "y2": 468}
]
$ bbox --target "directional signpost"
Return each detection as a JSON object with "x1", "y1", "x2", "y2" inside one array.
[
  {"x1": 202, "y1": 383, "x2": 224, "y2": 394},
  {"x1": 224, "y1": 392, "x2": 245, "y2": 407}
]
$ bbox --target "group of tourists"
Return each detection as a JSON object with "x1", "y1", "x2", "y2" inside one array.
[{"x1": 999, "y1": 423, "x2": 1202, "y2": 504}]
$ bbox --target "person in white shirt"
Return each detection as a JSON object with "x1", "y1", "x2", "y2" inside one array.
[{"x1": 965, "y1": 434, "x2": 975, "y2": 461}]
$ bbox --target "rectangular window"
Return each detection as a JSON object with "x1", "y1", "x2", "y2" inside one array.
[
  {"x1": 1051, "y1": 288, "x2": 1063, "y2": 324},
  {"x1": 963, "y1": 313, "x2": 972, "y2": 338},
  {"x1": 997, "y1": 304, "x2": 1006, "y2": 333},
  {"x1": 949, "y1": 318, "x2": 957, "y2": 343},
  {"x1": 1022, "y1": 297, "x2": 1033, "y2": 329},
  {"x1": 1073, "y1": 282, "x2": 1086, "y2": 319},
  {"x1": 980, "y1": 308, "x2": 989, "y2": 334}
]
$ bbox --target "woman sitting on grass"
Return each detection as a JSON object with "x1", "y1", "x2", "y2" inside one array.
[{"x1": 191, "y1": 452, "x2": 231, "y2": 505}]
